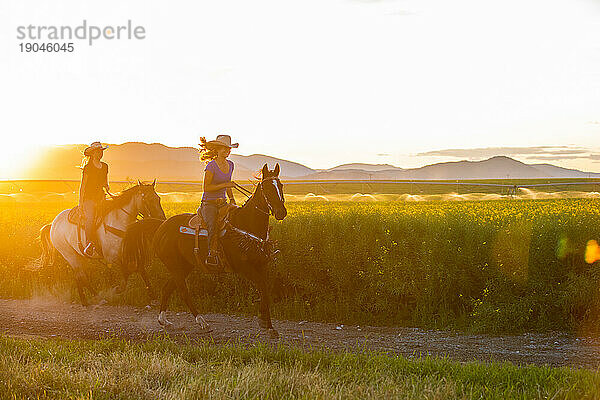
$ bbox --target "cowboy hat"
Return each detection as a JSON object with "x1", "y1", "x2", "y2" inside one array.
[
  {"x1": 204, "y1": 134, "x2": 239, "y2": 149},
  {"x1": 84, "y1": 141, "x2": 109, "y2": 156}
]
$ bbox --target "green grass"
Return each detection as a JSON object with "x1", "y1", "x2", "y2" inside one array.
[
  {"x1": 1, "y1": 335, "x2": 599, "y2": 399},
  {"x1": 2, "y1": 198, "x2": 600, "y2": 334}
]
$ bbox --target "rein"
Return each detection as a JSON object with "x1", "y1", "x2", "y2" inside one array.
[
  {"x1": 102, "y1": 190, "x2": 146, "y2": 238},
  {"x1": 240, "y1": 178, "x2": 281, "y2": 216},
  {"x1": 102, "y1": 207, "x2": 136, "y2": 239},
  {"x1": 119, "y1": 206, "x2": 140, "y2": 219},
  {"x1": 233, "y1": 182, "x2": 253, "y2": 198}
]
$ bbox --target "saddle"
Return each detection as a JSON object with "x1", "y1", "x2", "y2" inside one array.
[
  {"x1": 67, "y1": 206, "x2": 103, "y2": 258},
  {"x1": 67, "y1": 202, "x2": 124, "y2": 258},
  {"x1": 67, "y1": 205, "x2": 104, "y2": 227},
  {"x1": 180, "y1": 203, "x2": 239, "y2": 273},
  {"x1": 186, "y1": 203, "x2": 237, "y2": 232}
]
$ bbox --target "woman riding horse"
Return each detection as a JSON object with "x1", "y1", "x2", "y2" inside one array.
[
  {"x1": 80, "y1": 141, "x2": 110, "y2": 257},
  {"x1": 146, "y1": 162, "x2": 287, "y2": 337},
  {"x1": 198, "y1": 135, "x2": 238, "y2": 266},
  {"x1": 43, "y1": 181, "x2": 166, "y2": 305}
]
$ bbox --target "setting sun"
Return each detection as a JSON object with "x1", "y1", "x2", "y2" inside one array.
[{"x1": 0, "y1": 144, "x2": 43, "y2": 180}]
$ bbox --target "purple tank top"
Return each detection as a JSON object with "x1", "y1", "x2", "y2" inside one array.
[{"x1": 202, "y1": 159, "x2": 234, "y2": 201}]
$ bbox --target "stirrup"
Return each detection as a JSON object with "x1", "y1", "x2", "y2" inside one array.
[
  {"x1": 205, "y1": 254, "x2": 218, "y2": 267},
  {"x1": 84, "y1": 242, "x2": 96, "y2": 257}
]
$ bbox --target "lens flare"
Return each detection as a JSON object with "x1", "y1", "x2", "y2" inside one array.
[
  {"x1": 556, "y1": 237, "x2": 569, "y2": 259},
  {"x1": 585, "y1": 240, "x2": 600, "y2": 264}
]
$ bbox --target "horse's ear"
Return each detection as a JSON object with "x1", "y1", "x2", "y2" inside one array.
[
  {"x1": 274, "y1": 163, "x2": 280, "y2": 176},
  {"x1": 261, "y1": 164, "x2": 269, "y2": 179},
  {"x1": 137, "y1": 179, "x2": 142, "y2": 186},
  {"x1": 152, "y1": 179, "x2": 156, "y2": 187}
]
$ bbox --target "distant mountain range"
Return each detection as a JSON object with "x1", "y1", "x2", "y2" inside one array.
[{"x1": 20, "y1": 142, "x2": 600, "y2": 181}]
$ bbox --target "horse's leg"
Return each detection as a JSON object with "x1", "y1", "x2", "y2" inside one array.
[
  {"x1": 158, "y1": 277, "x2": 176, "y2": 327},
  {"x1": 116, "y1": 264, "x2": 129, "y2": 294},
  {"x1": 50, "y1": 210, "x2": 103, "y2": 306},
  {"x1": 138, "y1": 266, "x2": 155, "y2": 303},
  {"x1": 62, "y1": 253, "x2": 91, "y2": 306},
  {"x1": 85, "y1": 271, "x2": 99, "y2": 298},
  {"x1": 238, "y1": 262, "x2": 278, "y2": 338},
  {"x1": 172, "y1": 272, "x2": 210, "y2": 331},
  {"x1": 256, "y1": 276, "x2": 277, "y2": 337},
  {"x1": 257, "y1": 279, "x2": 274, "y2": 331},
  {"x1": 75, "y1": 277, "x2": 87, "y2": 306}
]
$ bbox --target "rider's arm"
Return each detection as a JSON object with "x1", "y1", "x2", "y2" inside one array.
[
  {"x1": 227, "y1": 161, "x2": 236, "y2": 204},
  {"x1": 226, "y1": 187, "x2": 236, "y2": 205},
  {"x1": 203, "y1": 170, "x2": 234, "y2": 192},
  {"x1": 79, "y1": 168, "x2": 88, "y2": 205},
  {"x1": 103, "y1": 164, "x2": 110, "y2": 193}
]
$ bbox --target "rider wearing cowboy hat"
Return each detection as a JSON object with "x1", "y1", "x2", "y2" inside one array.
[
  {"x1": 198, "y1": 134, "x2": 238, "y2": 266},
  {"x1": 79, "y1": 141, "x2": 110, "y2": 257}
]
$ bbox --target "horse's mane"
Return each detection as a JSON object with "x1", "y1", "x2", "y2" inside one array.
[{"x1": 103, "y1": 185, "x2": 141, "y2": 212}]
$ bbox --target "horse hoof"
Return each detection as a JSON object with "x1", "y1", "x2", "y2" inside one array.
[
  {"x1": 257, "y1": 319, "x2": 269, "y2": 330},
  {"x1": 195, "y1": 315, "x2": 211, "y2": 331},
  {"x1": 92, "y1": 299, "x2": 107, "y2": 309},
  {"x1": 158, "y1": 311, "x2": 173, "y2": 328}
]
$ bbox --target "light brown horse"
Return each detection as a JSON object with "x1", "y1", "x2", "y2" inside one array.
[{"x1": 40, "y1": 182, "x2": 166, "y2": 305}]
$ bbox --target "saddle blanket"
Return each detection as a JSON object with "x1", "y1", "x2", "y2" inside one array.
[
  {"x1": 179, "y1": 226, "x2": 208, "y2": 236},
  {"x1": 178, "y1": 226, "x2": 226, "y2": 237}
]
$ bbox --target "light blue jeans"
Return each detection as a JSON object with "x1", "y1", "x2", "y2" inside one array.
[
  {"x1": 81, "y1": 199, "x2": 98, "y2": 245},
  {"x1": 199, "y1": 200, "x2": 225, "y2": 254}
]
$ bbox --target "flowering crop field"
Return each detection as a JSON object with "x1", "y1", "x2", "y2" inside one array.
[{"x1": 1, "y1": 198, "x2": 600, "y2": 334}]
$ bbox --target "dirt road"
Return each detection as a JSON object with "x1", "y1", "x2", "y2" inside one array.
[{"x1": 1, "y1": 298, "x2": 599, "y2": 369}]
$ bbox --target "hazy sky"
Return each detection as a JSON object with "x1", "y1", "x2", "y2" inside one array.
[{"x1": 1, "y1": 0, "x2": 600, "y2": 178}]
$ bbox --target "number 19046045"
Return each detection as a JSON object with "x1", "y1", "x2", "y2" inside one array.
[{"x1": 19, "y1": 42, "x2": 74, "y2": 52}]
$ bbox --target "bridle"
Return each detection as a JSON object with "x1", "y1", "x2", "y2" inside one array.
[
  {"x1": 100, "y1": 185, "x2": 162, "y2": 240},
  {"x1": 234, "y1": 177, "x2": 284, "y2": 216},
  {"x1": 119, "y1": 188, "x2": 152, "y2": 221},
  {"x1": 137, "y1": 190, "x2": 154, "y2": 219}
]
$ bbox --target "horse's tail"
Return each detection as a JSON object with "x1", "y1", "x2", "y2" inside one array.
[
  {"x1": 122, "y1": 218, "x2": 165, "y2": 273},
  {"x1": 39, "y1": 223, "x2": 56, "y2": 268}
]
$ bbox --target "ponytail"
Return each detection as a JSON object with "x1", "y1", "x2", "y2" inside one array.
[
  {"x1": 79, "y1": 155, "x2": 91, "y2": 169},
  {"x1": 198, "y1": 137, "x2": 220, "y2": 161}
]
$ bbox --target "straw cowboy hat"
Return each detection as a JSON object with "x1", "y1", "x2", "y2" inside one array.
[
  {"x1": 84, "y1": 141, "x2": 109, "y2": 156},
  {"x1": 204, "y1": 135, "x2": 239, "y2": 149}
]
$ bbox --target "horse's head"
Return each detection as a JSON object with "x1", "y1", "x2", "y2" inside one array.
[
  {"x1": 134, "y1": 180, "x2": 166, "y2": 220},
  {"x1": 260, "y1": 163, "x2": 287, "y2": 221}
]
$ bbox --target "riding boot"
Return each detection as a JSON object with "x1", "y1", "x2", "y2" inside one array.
[
  {"x1": 201, "y1": 201, "x2": 220, "y2": 267},
  {"x1": 82, "y1": 199, "x2": 98, "y2": 257},
  {"x1": 204, "y1": 232, "x2": 218, "y2": 266}
]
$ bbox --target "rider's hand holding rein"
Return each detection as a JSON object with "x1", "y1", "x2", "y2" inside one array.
[{"x1": 203, "y1": 175, "x2": 237, "y2": 205}]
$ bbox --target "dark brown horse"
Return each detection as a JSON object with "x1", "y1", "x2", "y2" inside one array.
[{"x1": 138, "y1": 164, "x2": 287, "y2": 337}]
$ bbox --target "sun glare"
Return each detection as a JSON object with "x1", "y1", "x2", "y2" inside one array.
[
  {"x1": 0, "y1": 145, "x2": 41, "y2": 180},
  {"x1": 585, "y1": 240, "x2": 600, "y2": 264}
]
